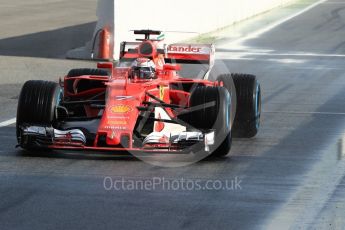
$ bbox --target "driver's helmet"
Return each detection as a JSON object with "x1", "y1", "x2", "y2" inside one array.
[{"x1": 131, "y1": 58, "x2": 156, "y2": 79}]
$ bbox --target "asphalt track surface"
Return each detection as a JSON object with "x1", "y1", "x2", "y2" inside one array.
[{"x1": 1, "y1": 0, "x2": 345, "y2": 229}]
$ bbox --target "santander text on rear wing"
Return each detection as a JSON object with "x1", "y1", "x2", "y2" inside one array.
[
  {"x1": 165, "y1": 44, "x2": 215, "y2": 66},
  {"x1": 165, "y1": 44, "x2": 215, "y2": 80}
]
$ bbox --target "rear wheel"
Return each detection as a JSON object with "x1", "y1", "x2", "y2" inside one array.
[
  {"x1": 231, "y1": 73, "x2": 261, "y2": 138},
  {"x1": 188, "y1": 86, "x2": 232, "y2": 157},
  {"x1": 16, "y1": 80, "x2": 61, "y2": 150}
]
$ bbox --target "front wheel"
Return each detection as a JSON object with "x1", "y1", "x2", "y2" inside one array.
[
  {"x1": 188, "y1": 86, "x2": 232, "y2": 157},
  {"x1": 16, "y1": 80, "x2": 61, "y2": 150}
]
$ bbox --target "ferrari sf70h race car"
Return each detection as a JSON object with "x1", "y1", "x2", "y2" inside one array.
[{"x1": 16, "y1": 30, "x2": 261, "y2": 158}]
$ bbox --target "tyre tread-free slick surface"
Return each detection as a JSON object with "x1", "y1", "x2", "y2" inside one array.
[{"x1": 16, "y1": 80, "x2": 61, "y2": 149}]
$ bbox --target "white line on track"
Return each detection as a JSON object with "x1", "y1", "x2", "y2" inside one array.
[
  {"x1": 222, "y1": 0, "x2": 328, "y2": 48},
  {"x1": 0, "y1": 118, "x2": 16, "y2": 127},
  {"x1": 218, "y1": 52, "x2": 345, "y2": 58},
  {"x1": 318, "y1": 1, "x2": 345, "y2": 4},
  {"x1": 264, "y1": 111, "x2": 345, "y2": 116}
]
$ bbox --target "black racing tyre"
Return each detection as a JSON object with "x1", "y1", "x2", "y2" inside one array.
[
  {"x1": 65, "y1": 68, "x2": 108, "y2": 94},
  {"x1": 16, "y1": 80, "x2": 61, "y2": 150},
  {"x1": 217, "y1": 74, "x2": 237, "y2": 127},
  {"x1": 231, "y1": 73, "x2": 261, "y2": 138},
  {"x1": 67, "y1": 68, "x2": 109, "y2": 78},
  {"x1": 188, "y1": 86, "x2": 232, "y2": 157}
]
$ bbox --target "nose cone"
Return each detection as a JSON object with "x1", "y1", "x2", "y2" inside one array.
[
  {"x1": 106, "y1": 130, "x2": 121, "y2": 146},
  {"x1": 98, "y1": 101, "x2": 141, "y2": 148}
]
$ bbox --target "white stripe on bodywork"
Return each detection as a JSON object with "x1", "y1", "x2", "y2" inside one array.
[{"x1": 154, "y1": 107, "x2": 185, "y2": 135}]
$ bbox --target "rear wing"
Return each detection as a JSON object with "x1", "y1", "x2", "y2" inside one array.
[{"x1": 119, "y1": 42, "x2": 215, "y2": 79}]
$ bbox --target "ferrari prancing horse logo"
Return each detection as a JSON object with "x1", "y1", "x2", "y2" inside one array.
[{"x1": 159, "y1": 85, "x2": 165, "y2": 101}]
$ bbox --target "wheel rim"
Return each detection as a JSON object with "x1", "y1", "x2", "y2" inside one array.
[{"x1": 255, "y1": 83, "x2": 261, "y2": 129}]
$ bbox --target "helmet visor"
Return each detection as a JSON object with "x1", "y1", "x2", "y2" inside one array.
[{"x1": 133, "y1": 67, "x2": 155, "y2": 79}]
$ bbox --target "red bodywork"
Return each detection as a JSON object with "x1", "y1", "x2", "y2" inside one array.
[{"x1": 52, "y1": 39, "x2": 217, "y2": 153}]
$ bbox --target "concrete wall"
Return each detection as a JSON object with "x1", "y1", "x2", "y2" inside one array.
[
  {"x1": 66, "y1": 0, "x2": 115, "y2": 60},
  {"x1": 67, "y1": 0, "x2": 295, "y2": 60}
]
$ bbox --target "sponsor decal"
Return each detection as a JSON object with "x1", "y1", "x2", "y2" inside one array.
[
  {"x1": 105, "y1": 126, "x2": 127, "y2": 130},
  {"x1": 115, "y1": 96, "x2": 135, "y2": 101},
  {"x1": 107, "y1": 116, "x2": 130, "y2": 119},
  {"x1": 168, "y1": 45, "x2": 203, "y2": 53},
  {"x1": 108, "y1": 120, "x2": 128, "y2": 125},
  {"x1": 110, "y1": 131, "x2": 116, "y2": 140},
  {"x1": 110, "y1": 105, "x2": 132, "y2": 114},
  {"x1": 159, "y1": 85, "x2": 165, "y2": 101}
]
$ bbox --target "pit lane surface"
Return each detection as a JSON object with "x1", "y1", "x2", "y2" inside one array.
[{"x1": 1, "y1": 0, "x2": 345, "y2": 229}]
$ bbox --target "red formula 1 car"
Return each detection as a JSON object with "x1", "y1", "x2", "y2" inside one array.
[{"x1": 16, "y1": 30, "x2": 261, "y2": 158}]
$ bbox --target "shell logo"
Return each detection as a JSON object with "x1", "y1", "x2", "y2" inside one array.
[{"x1": 110, "y1": 105, "x2": 132, "y2": 114}]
